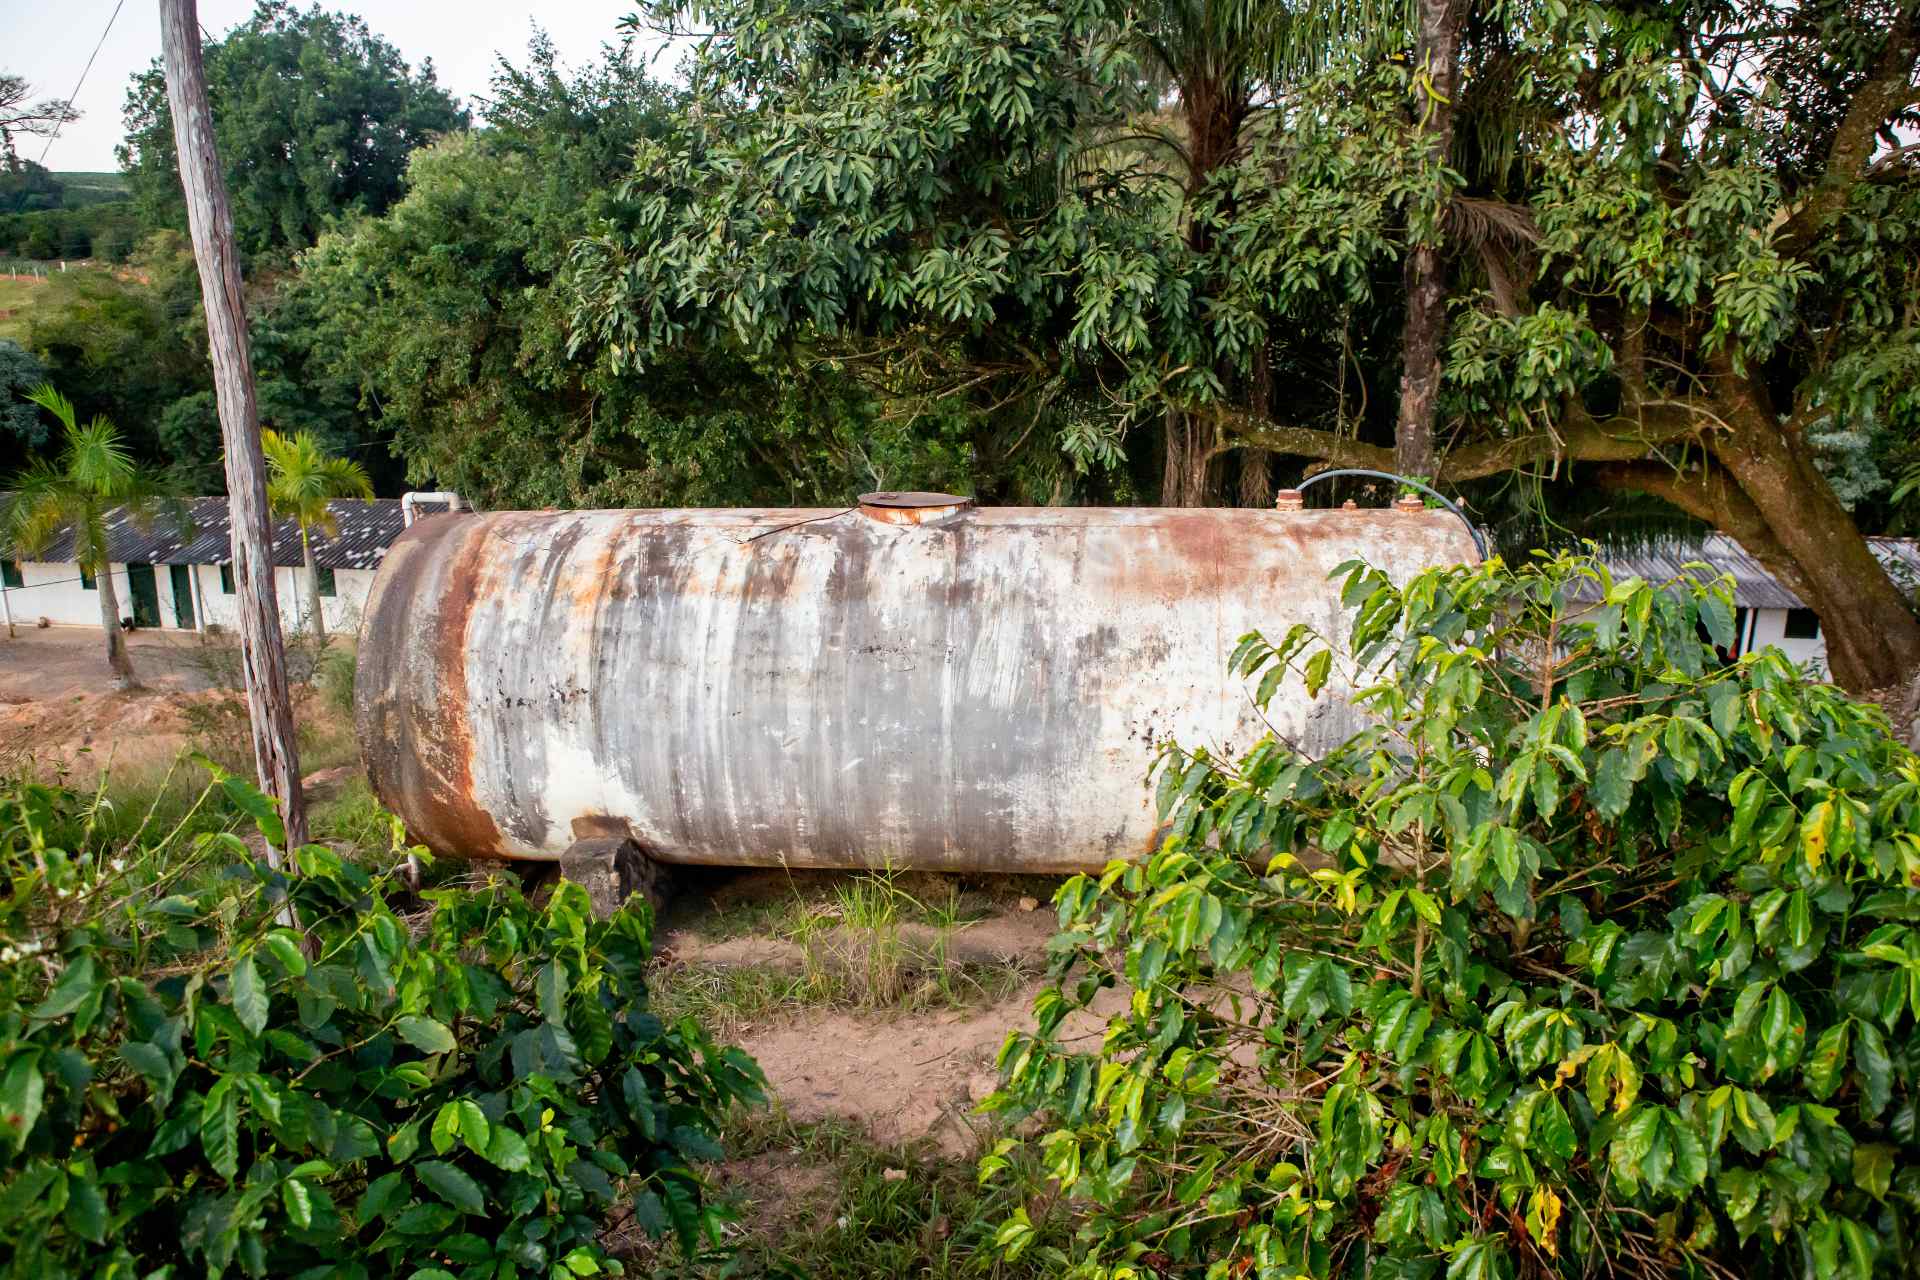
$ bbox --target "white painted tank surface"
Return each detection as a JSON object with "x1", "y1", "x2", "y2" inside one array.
[{"x1": 356, "y1": 497, "x2": 1478, "y2": 871}]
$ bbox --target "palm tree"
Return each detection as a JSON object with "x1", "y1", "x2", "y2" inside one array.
[
  {"x1": 261, "y1": 429, "x2": 372, "y2": 643},
  {"x1": 1, "y1": 386, "x2": 187, "y2": 691}
]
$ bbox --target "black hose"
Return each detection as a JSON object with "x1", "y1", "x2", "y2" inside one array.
[{"x1": 1293, "y1": 469, "x2": 1488, "y2": 560}]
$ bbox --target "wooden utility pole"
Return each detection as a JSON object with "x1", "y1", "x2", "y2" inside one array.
[{"x1": 159, "y1": 0, "x2": 308, "y2": 854}]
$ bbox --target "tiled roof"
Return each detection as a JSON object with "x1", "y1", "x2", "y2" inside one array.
[
  {"x1": 1570, "y1": 533, "x2": 1920, "y2": 610},
  {"x1": 9, "y1": 497, "x2": 447, "y2": 571}
]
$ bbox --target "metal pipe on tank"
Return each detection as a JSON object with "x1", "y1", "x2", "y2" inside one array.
[{"x1": 357, "y1": 496, "x2": 1479, "y2": 873}]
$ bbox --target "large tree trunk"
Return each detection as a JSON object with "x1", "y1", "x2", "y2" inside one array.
[
  {"x1": 1595, "y1": 382, "x2": 1920, "y2": 694},
  {"x1": 1162, "y1": 72, "x2": 1243, "y2": 508},
  {"x1": 1711, "y1": 385, "x2": 1920, "y2": 693},
  {"x1": 162, "y1": 0, "x2": 307, "y2": 854},
  {"x1": 1162, "y1": 410, "x2": 1222, "y2": 507},
  {"x1": 1393, "y1": 0, "x2": 1465, "y2": 480},
  {"x1": 95, "y1": 566, "x2": 139, "y2": 692},
  {"x1": 301, "y1": 527, "x2": 327, "y2": 643},
  {"x1": 1239, "y1": 345, "x2": 1275, "y2": 507}
]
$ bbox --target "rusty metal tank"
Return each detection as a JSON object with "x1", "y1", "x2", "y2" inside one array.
[{"x1": 356, "y1": 496, "x2": 1477, "y2": 872}]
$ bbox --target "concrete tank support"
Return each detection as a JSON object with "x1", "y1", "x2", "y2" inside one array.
[{"x1": 357, "y1": 501, "x2": 1478, "y2": 873}]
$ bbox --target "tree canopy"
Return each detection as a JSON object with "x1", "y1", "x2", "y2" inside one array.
[
  {"x1": 292, "y1": 36, "x2": 973, "y2": 510},
  {"x1": 118, "y1": 1, "x2": 467, "y2": 258},
  {"x1": 571, "y1": 0, "x2": 1920, "y2": 690}
]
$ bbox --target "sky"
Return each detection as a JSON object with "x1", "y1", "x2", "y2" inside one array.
[{"x1": 2, "y1": 0, "x2": 653, "y2": 172}]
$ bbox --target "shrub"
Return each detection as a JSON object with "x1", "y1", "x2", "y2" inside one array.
[
  {"x1": 0, "y1": 765, "x2": 763, "y2": 1278},
  {"x1": 985, "y1": 553, "x2": 1920, "y2": 1279}
]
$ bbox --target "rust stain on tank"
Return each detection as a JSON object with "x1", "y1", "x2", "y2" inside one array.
[
  {"x1": 356, "y1": 514, "x2": 508, "y2": 859},
  {"x1": 359, "y1": 505, "x2": 1478, "y2": 871}
]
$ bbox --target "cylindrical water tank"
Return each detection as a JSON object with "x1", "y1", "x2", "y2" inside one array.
[{"x1": 356, "y1": 497, "x2": 1477, "y2": 871}]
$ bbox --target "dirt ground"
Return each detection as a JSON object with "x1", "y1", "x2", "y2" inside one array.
[
  {"x1": 0, "y1": 627, "x2": 229, "y2": 776},
  {"x1": 0, "y1": 626, "x2": 218, "y2": 698},
  {"x1": 654, "y1": 870, "x2": 1111, "y2": 1157}
]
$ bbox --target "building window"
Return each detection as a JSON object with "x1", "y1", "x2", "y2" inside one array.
[
  {"x1": 1783, "y1": 608, "x2": 1820, "y2": 640},
  {"x1": 220, "y1": 564, "x2": 235, "y2": 594},
  {"x1": 315, "y1": 566, "x2": 337, "y2": 597},
  {"x1": 1, "y1": 560, "x2": 20, "y2": 589},
  {"x1": 80, "y1": 567, "x2": 96, "y2": 590}
]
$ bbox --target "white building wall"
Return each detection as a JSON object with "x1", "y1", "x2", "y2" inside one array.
[
  {"x1": 1, "y1": 561, "x2": 376, "y2": 639},
  {"x1": 2, "y1": 560, "x2": 117, "y2": 627},
  {"x1": 1746, "y1": 606, "x2": 1827, "y2": 674},
  {"x1": 184, "y1": 564, "x2": 375, "y2": 638}
]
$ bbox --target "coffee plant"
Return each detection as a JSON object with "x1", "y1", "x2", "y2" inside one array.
[
  {"x1": 985, "y1": 553, "x2": 1920, "y2": 1278},
  {"x1": 0, "y1": 765, "x2": 763, "y2": 1279}
]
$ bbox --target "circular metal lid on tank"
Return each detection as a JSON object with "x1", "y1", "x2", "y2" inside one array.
[{"x1": 856, "y1": 491, "x2": 975, "y2": 524}]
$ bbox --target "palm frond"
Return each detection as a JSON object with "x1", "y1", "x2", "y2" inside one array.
[
  {"x1": 64, "y1": 416, "x2": 138, "y2": 500},
  {"x1": 3, "y1": 386, "x2": 183, "y2": 569},
  {"x1": 1443, "y1": 196, "x2": 1539, "y2": 251},
  {"x1": 262, "y1": 428, "x2": 375, "y2": 536},
  {"x1": 0, "y1": 462, "x2": 83, "y2": 560},
  {"x1": 22, "y1": 383, "x2": 78, "y2": 434}
]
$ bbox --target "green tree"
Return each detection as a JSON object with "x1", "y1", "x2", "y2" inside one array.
[
  {"x1": 988, "y1": 552, "x2": 1920, "y2": 1278},
  {"x1": 293, "y1": 36, "x2": 969, "y2": 509},
  {"x1": 574, "y1": 0, "x2": 1920, "y2": 691},
  {"x1": 0, "y1": 386, "x2": 185, "y2": 690},
  {"x1": 261, "y1": 427, "x2": 371, "y2": 642},
  {"x1": 25, "y1": 233, "x2": 210, "y2": 469},
  {"x1": 0, "y1": 340, "x2": 48, "y2": 456},
  {"x1": 118, "y1": 1, "x2": 467, "y2": 258}
]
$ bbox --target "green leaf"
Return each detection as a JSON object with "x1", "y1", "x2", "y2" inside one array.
[
  {"x1": 455, "y1": 1100, "x2": 489, "y2": 1155},
  {"x1": 561, "y1": 1247, "x2": 603, "y2": 1276},
  {"x1": 537, "y1": 960, "x2": 566, "y2": 1023},
  {"x1": 264, "y1": 931, "x2": 309, "y2": 977},
  {"x1": 1446, "y1": 1236, "x2": 1505, "y2": 1280},
  {"x1": 416, "y1": 1161, "x2": 485, "y2": 1215},
  {"x1": 30, "y1": 954, "x2": 98, "y2": 1025},
  {"x1": 1854, "y1": 1143, "x2": 1894, "y2": 1200},
  {"x1": 387, "y1": 1119, "x2": 422, "y2": 1163},
  {"x1": 1304, "y1": 650, "x2": 1333, "y2": 699},
  {"x1": 1590, "y1": 748, "x2": 1632, "y2": 818},
  {"x1": 231, "y1": 955, "x2": 268, "y2": 1038},
  {"x1": 430, "y1": 1101, "x2": 461, "y2": 1155},
  {"x1": 396, "y1": 1016, "x2": 456, "y2": 1055},
  {"x1": 1855, "y1": 1021, "x2": 1894, "y2": 1116},
  {"x1": 200, "y1": 1078, "x2": 240, "y2": 1180},
  {"x1": 357, "y1": 1171, "x2": 406, "y2": 1223},
  {"x1": 0, "y1": 1052, "x2": 45, "y2": 1153},
  {"x1": 220, "y1": 775, "x2": 286, "y2": 847},
  {"x1": 484, "y1": 1126, "x2": 531, "y2": 1172},
  {"x1": 62, "y1": 1177, "x2": 106, "y2": 1244},
  {"x1": 283, "y1": 1177, "x2": 314, "y2": 1229},
  {"x1": 1805, "y1": 1021, "x2": 1850, "y2": 1100}
]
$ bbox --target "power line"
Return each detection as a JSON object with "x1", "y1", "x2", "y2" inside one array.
[{"x1": 36, "y1": 0, "x2": 132, "y2": 169}]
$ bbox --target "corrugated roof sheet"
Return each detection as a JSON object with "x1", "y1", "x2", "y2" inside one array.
[
  {"x1": 9, "y1": 497, "x2": 448, "y2": 571},
  {"x1": 1572, "y1": 533, "x2": 1920, "y2": 610}
]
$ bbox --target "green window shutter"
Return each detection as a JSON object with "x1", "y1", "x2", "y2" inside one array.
[
  {"x1": 80, "y1": 567, "x2": 96, "y2": 590},
  {"x1": 316, "y1": 566, "x2": 337, "y2": 597},
  {"x1": 1, "y1": 560, "x2": 21, "y2": 589},
  {"x1": 220, "y1": 564, "x2": 235, "y2": 594}
]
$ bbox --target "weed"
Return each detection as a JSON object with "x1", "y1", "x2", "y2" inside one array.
[
  {"x1": 621, "y1": 1110, "x2": 1062, "y2": 1278},
  {"x1": 308, "y1": 775, "x2": 392, "y2": 852}
]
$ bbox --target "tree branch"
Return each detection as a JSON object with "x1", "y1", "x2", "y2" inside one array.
[
  {"x1": 1780, "y1": 3, "x2": 1920, "y2": 252},
  {"x1": 1589, "y1": 460, "x2": 1815, "y2": 601},
  {"x1": 1212, "y1": 398, "x2": 1713, "y2": 485}
]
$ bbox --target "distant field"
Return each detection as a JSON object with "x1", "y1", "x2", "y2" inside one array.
[
  {"x1": 51, "y1": 172, "x2": 132, "y2": 207},
  {"x1": 0, "y1": 275, "x2": 47, "y2": 343}
]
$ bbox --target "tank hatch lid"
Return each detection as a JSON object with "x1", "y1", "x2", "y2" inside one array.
[{"x1": 857, "y1": 491, "x2": 975, "y2": 525}]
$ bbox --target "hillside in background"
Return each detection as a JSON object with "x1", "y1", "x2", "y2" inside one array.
[{"x1": 47, "y1": 171, "x2": 131, "y2": 208}]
